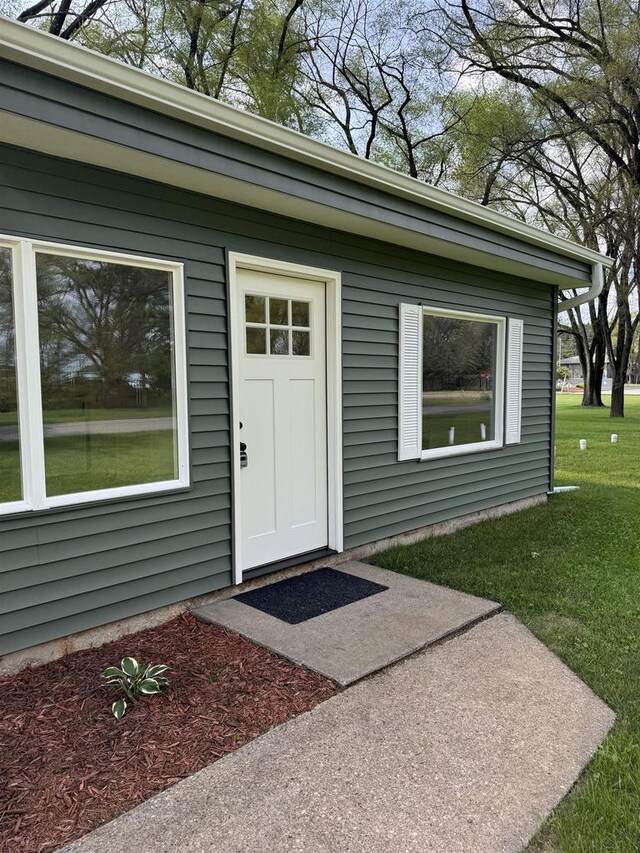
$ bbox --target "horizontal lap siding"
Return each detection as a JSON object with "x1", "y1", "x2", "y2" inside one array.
[
  {"x1": 341, "y1": 270, "x2": 554, "y2": 547},
  {"x1": 0, "y1": 143, "x2": 553, "y2": 655},
  {"x1": 0, "y1": 147, "x2": 234, "y2": 655}
]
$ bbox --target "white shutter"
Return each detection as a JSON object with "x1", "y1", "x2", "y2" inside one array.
[
  {"x1": 505, "y1": 318, "x2": 524, "y2": 445},
  {"x1": 398, "y1": 303, "x2": 423, "y2": 461}
]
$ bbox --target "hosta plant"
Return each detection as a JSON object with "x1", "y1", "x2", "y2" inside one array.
[{"x1": 101, "y1": 657, "x2": 169, "y2": 720}]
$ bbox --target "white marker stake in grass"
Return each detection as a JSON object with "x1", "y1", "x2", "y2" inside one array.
[
  {"x1": 611, "y1": 434, "x2": 619, "y2": 443},
  {"x1": 480, "y1": 423, "x2": 487, "y2": 441},
  {"x1": 448, "y1": 427, "x2": 455, "y2": 446},
  {"x1": 579, "y1": 439, "x2": 587, "y2": 450}
]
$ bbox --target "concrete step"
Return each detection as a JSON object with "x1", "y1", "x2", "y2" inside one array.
[{"x1": 193, "y1": 560, "x2": 501, "y2": 686}]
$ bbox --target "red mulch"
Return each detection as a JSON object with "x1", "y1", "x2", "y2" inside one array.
[{"x1": 0, "y1": 614, "x2": 336, "y2": 853}]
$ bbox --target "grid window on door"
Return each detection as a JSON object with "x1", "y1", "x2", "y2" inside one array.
[{"x1": 245, "y1": 294, "x2": 311, "y2": 356}]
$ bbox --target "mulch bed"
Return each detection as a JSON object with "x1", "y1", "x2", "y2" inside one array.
[{"x1": 0, "y1": 614, "x2": 337, "y2": 853}]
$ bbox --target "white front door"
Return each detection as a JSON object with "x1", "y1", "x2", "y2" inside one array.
[{"x1": 235, "y1": 267, "x2": 328, "y2": 571}]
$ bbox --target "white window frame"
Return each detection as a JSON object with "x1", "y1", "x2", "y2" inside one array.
[
  {"x1": 420, "y1": 306, "x2": 506, "y2": 462},
  {"x1": 0, "y1": 234, "x2": 189, "y2": 516}
]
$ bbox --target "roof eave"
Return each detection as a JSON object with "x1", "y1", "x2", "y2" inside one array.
[{"x1": 0, "y1": 17, "x2": 613, "y2": 273}]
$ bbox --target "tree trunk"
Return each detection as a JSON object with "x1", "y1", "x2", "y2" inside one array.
[
  {"x1": 610, "y1": 373, "x2": 625, "y2": 417},
  {"x1": 581, "y1": 362, "x2": 604, "y2": 406},
  {"x1": 576, "y1": 336, "x2": 605, "y2": 407},
  {"x1": 608, "y1": 294, "x2": 636, "y2": 419},
  {"x1": 584, "y1": 369, "x2": 604, "y2": 406}
]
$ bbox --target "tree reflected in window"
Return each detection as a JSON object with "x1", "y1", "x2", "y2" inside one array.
[
  {"x1": 36, "y1": 254, "x2": 178, "y2": 496},
  {"x1": 0, "y1": 247, "x2": 21, "y2": 503},
  {"x1": 422, "y1": 313, "x2": 498, "y2": 451}
]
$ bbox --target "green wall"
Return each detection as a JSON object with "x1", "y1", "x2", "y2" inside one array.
[{"x1": 0, "y1": 143, "x2": 553, "y2": 655}]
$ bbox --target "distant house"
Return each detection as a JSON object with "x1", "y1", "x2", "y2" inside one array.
[
  {"x1": 559, "y1": 356, "x2": 613, "y2": 387},
  {"x1": 0, "y1": 19, "x2": 613, "y2": 662}
]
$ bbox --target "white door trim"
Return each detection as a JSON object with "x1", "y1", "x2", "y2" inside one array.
[{"x1": 228, "y1": 252, "x2": 343, "y2": 584}]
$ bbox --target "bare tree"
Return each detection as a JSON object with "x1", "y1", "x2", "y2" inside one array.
[
  {"x1": 15, "y1": 0, "x2": 111, "y2": 38},
  {"x1": 440, "y1": 85, "x2": 629, "y2": 407},
  {"x1": 298, "y1": 0, "x2": 461, "y2": 181},
  {"x1": 418, "y1": 0, "x2": 640, "y2": 416}
]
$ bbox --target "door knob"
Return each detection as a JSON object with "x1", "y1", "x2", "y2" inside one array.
[{"x1": 240, "y1": 441, "x2": 248, "y2": 468}]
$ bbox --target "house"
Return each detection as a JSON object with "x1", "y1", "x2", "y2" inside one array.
[
  {"x1": 558, "y1": 356, "x2": 613, "y2": 387},
  {"x1": 0, "y1": 18, "x2": 613, "y2": 662}
]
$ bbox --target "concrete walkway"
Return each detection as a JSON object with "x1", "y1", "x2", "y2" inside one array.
[
  {"x1": 0, "y1": 417, "x2": 173, "y2": 442},
  {"x1": 194, "y1": 561, "x2": 501, "y2": 686},
  {"x1": 61, "y1": 612, "x2": 613, "y2": 853}
]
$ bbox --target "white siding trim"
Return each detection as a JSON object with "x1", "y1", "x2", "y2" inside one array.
[
  {"x1": 16, "y1": 240, "x2": 46, "y2": 509},
  {"x1": 398, "y1": 303, "x2": 423, "y2": 461},
  {"x1": 505, "y1": 318, "x2": 524, "y2": 445}
]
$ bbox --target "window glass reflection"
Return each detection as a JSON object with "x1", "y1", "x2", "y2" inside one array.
[
  {"x1": 245, "y1": 295, "x2": 311, "y2": 357},
  {"x1": 422, "y1": 313, "x2": 498, "y2": 451},
  {"x1": 245, "y1": 295, "x2": 265, "y2": 324},
  {"x1": 36, "y1": 254, "x2": 178, "y2": 496},
  {"x1": 0, "y1": 247, "x2": 21, "y2": 503}
]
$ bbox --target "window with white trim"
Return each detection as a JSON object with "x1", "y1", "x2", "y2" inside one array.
[
  {"x1": 398, "y1": 304, "x2": 523, "y2": 462},
  {"x1": 0, "y1": 236, "x2": 189, "y2": 515}
]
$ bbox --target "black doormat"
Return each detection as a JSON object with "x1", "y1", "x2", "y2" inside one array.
[{"x1": 233, "y1": 567, "x2": 389, "y2": 624}]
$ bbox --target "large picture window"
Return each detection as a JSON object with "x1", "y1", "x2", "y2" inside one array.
[{"x1": 0, "y1": 237, "x2": 188, "y2": 515}]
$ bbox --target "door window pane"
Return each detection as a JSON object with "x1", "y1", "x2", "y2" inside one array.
[
  {"x1": 245, "y1": 295, "x2": 311, "y2": 358},
  {"x1": 245, "y1": 294, "x2": 265, "y2": 323},
  {"x1": 291, "y1": 301, "x2": 310, "y2": 327},
  {"x1": 246, "y1": 326, "x2": 266, "y2": 354},
  {"x1": 270, "y1": 329, "x2": 290, "y2": 355},
  {"x1": 0, "y1": 247, "x2": 21, "y2": 504},
  {"x1": 36, "y1": 254, "x2": 179, "y2": 497},
  {"x1": 422, "y1": 313, "x2": 498, "y2": 452},
  {"x1": 269, "y1": 298, "x2": 289, "y2": 326},
  {"x1": 292, "y1": 330, "x2": 310, "y2": 356}
]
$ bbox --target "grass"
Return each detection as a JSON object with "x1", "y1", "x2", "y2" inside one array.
[
  {"x1": 44, "y1": 432, "x2": 176, "y2": 495},
  {"x1": 0, "y1": 431, "x2": 176, "y2": 501},
  {"x1": 0, "y1": 407, "x2": 173, "y2": 425},
  {"x1": 373, "y1": 394, "x2": 640, "y2": 852},
  {"x1": 423, "y1": 409, "x2": 493, "y2": 448},
  {"x1": 423, "y1": 392, "x2": 493, "y2": 448},
  {"x1": 0, "y1": 443, "x2": 21, "y2": 503}
]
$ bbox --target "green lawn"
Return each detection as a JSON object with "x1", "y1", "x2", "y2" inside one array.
[
  {"x1": 423, "y1": 409, "x2": 494, "y2": 449},
  {"x1": 0, "y1": 431, "x2": 176, "y2": 501},
  {"x1": 373, "y1": 394, "x2": 640, "y2": 852},
  {"x1": 0, "y1": 407, "x2": 173, "y2": 425},
  {"x1": 423, "y1": 392, "x2": 494, "y2": 449},
  {"x1": 0, "y1": 441, "x2": 21, "y2": 502},
  {"x1": 44, "y1": 432, "x2": 176, "y2": 496}
]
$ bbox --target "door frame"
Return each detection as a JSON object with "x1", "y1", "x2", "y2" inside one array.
[{"x1": 227, "y1": 252, "x2": 343, "y2": 584}]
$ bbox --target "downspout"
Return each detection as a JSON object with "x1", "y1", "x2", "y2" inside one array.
[
  {"x1": 549, "y1": 262, "x2": 605, "y2": 494},
  {"x1": 557, "y1": 262, "x2": 604, "y2": 313}
]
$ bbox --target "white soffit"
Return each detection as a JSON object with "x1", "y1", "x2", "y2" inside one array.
[{"x1": 0, "y1": 16, "x2": 613, "y2": 276}]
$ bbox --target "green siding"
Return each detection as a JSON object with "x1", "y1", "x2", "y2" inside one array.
[{"x1": 0, "y1": 143, "x2": 553, "y2": 655}]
